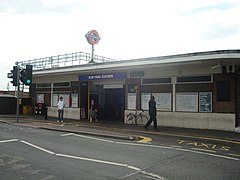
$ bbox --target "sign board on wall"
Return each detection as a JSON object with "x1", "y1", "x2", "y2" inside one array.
[
  {"x1": 71, "y1": 93, "x2": 78, "y2": 108},
  {"x1": 141, "y1": 93, "x2": 151, "y2": 110},
  {"x1": 53, "y1": 94, "x2": 58, "y2": 107},
  {"x1": 37, "y1": 94, "x2": 44, "y2": 103},
  {"x1": 128, "y1": 93, "x2": 136, "y2": 110},
  {"x1": 199, "y1": 92, "x2": 212, "y2": 112},
  {"x1": 176, "y1": 92, "x2": 198, "y2": 112},
  {"x1": 79, "y1": 72, "x2": 127, "y2": 81},
  {"x1": 153, "y1": 93, "x2": 172, "y2": 111},
  {"x1": 141, "y1": 93, "x2": 172, "y2": 111}
]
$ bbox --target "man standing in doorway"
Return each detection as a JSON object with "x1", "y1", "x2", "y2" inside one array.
[
  {"x1": 57, "y1": 96, "x2": 65, "y2": 122},
  {"x1": 144, "y1": 95, "x2": 158, "y2": 131},
  {"x1": 90, "y1": 99, "x2": 98, "y2": 123}
]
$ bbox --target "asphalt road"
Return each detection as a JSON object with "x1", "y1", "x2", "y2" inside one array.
[{"x1": 0, "y1": 123, "x2": 239, "y2": 180}]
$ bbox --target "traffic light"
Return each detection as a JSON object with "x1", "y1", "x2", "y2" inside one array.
[
  {"x1": 20, "y1": 65, "x2": 32, "y2": 85},
  {"x1": 8, "y1": 66, "x2": 18, "y2": 86}
]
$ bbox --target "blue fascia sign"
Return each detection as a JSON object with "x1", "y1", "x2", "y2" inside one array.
[{"x1": 79, "y1": 72, "x2": 127, "y2": 81}]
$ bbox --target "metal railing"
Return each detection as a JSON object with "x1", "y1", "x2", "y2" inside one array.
[
  {"x1": 18, "y1": 51, "x2": 118, "y2": 71},
  {"x1": 17, "y1": 49, "x2": 240, "y2": 71}
]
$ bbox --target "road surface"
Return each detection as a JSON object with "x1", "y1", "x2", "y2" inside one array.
[{"x1": 0, "y1": 123, "x2": 239, "y2": 179}]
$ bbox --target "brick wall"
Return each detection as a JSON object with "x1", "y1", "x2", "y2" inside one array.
[{"x1": 213, "y1": 74, "x2": 236, "y2": 113}]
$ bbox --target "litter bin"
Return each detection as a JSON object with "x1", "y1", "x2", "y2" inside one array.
[
  {"x1": 35, "y1": 103, "x2": 42, "y2": 115},
  {"x1": 35, "y1": 103, "x2": 47, "y2": 116}
]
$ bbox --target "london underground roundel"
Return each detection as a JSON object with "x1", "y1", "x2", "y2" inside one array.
[{"x1": 85, "y1": 30, "x2": 101, "y2": 45}]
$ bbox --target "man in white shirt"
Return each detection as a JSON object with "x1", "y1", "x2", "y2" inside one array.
[{"x1": 57, "y1": 97, "x2": 65, "y2": 122}]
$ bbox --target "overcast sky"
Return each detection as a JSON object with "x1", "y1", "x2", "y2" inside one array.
[{"x1": 0, "y1": 0, "x2": 240, "y2": 90}]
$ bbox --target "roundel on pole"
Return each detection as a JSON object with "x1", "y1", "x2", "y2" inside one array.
[{"x1": 85, "y1": 30, "x2": 101, "y2": 45}]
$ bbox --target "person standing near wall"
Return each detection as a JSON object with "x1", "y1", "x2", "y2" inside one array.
[
  {"x1": 90, "y1": 99, "x2": 98, "y2": 123},
  {"x1": 144, "y1": 95, "x2": 158, "y2": 131},
  {"x1": 57, "y1": 97, "x2": 65, "y2": 122}
]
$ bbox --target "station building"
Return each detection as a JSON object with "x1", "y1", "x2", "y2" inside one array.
[{"x1": 18, "y1": 50, "x2": 240, "y2": 132}]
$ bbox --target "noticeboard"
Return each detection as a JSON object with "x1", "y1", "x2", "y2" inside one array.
[
  {"x1": 153, "y1": 93, "x2": 171, "y2": 111},
  {"x1": 71, "y1": 93, "x2": 78, "y2": 108},
  {"x1": 141, "y1": 93, "x2": 172, "y2": 111},
  {"x1": 128, "y1": 93, "x2": 136, "y2": 110},
  {"x1": 53, "y1": 94, "x2": 58, "y2": 107},
  {"x1": 141, "y1": 93, "x2": 151, "y2": 110},
  {"x1": 199, "y1": 92, "x2": 212, "y2": 112},
  {"x1": 176, "y1": 92, "x2": 198, "y2": 112},
  {"x1": 37, "y1": 94, "x2": 44, "y2": 103}
]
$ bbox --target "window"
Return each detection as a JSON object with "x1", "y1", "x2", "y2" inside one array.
[
  {"x1": 53, "y1": 94, "x2": 70, "y2": 107},
  {"x1": 177, "y1": 75, "x2": 212, "y2": 83},
  {"x1": 36, "y1": 83, "x2": 51, "y2": 88},
  {"x1": 216, "y1": 81, "x2": 231, "y2": 102},
  {"x1": 142, "y1": 78, "x2": 171, "y2": 84},
  {"x1": 53, "y1": 82, "x2": 70, "y2": 87}
]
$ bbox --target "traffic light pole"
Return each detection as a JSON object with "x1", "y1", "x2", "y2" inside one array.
[
  {"x1": 16, "y1": 63, "x2": 20, "y2": 123},
  {"x1": 8, "y1": 63, "x2": 32, "y2": 122}
]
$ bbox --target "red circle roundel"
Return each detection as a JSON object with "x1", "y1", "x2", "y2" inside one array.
[{"x1": 85, "y1": 30, "x2": 100, "y2": 45}]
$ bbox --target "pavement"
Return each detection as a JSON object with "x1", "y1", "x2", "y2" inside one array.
[{"x1": 0, "y1": 114, "x2": 240, "y2": 142}]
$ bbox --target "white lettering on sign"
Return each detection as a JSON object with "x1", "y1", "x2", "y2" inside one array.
[
  {"x1": 88, "y1": 75, "x2": 101, "y2": 80},
  {"x1": 102, "y1": 74, "x2": 114, "y2": 79}
]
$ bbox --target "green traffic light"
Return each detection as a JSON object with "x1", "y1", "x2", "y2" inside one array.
[{"x1": 26, "y1": 79, "x2": 31, "y2": 84}]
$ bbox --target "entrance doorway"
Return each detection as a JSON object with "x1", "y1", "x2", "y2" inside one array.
[
  {"x1": 104, "y1": 88, "x2": 125, "y2": 121},
  {"x1": 89, "y1": 84, "x2": 125, "y2": 122}
]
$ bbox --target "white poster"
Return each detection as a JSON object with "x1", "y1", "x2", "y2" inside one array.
[
  {"x1": 53, "y1": 94, "x2": 59, "y2": 107},
  {"x1": 128, "y1": 93, "x2": 136, "y2": 110},
  {"x1": 199, "y1": 92, "x2": 212, "y2": 112},
  {"x1": 176, "y1": 92, "x2": 198, "y2": 112},
  {"x1": 71, "y1": 93, "x2": 78, "y2": 108},
  {"x1": 141, "y1": 93, "x2": 151, "y2": 110},
  {"x1": 37, "y1": 94, "x2": 44, "y2": 103},
  {"x1": 153, "y1": 93, "x2": 172, "y2": 111}
]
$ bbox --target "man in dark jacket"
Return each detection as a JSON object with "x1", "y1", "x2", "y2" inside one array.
[{"x1": 144, "y1": 95, "x2": 158, "y2": 130}]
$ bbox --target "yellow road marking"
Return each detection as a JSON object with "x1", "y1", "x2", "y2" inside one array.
[
  {"x1": 137, "y1": 136, "x2": 152, "y2": 143},
  {"x1": 103, "y1": 127, "x2": 240, "y2": 145},
  {"x1": 192, "y1": 148, "x2": 217, "y2": 153},
  {"x1": 228, "y1": 153, "x2": 240, "y2": 157},
  {"x1": 119, "y1": 129, "x2": 240, "y2": 145}
]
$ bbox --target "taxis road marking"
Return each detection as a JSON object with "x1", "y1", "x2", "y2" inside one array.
[
  {"x1": 154, "y1": 132, "x2": 240, "y2": 145},
  {"x1": 177, "y1": 140, "x2": 231, "y2": 152}
]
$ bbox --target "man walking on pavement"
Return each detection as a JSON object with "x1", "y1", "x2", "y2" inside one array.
[
  {"x1": 57, "y1": 96, "x2": 65, "y2": 122},
  {"x1": 144, "y1": 95, "x2": 158, "y2": 131}
]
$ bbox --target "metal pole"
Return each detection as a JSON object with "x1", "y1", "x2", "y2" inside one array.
[
  {"x1": 16, "y1": 64, "x2": 20, "y2": 123},
  {"x1": 91, "y1": 44, "x2": 94, "y2": 62}
]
